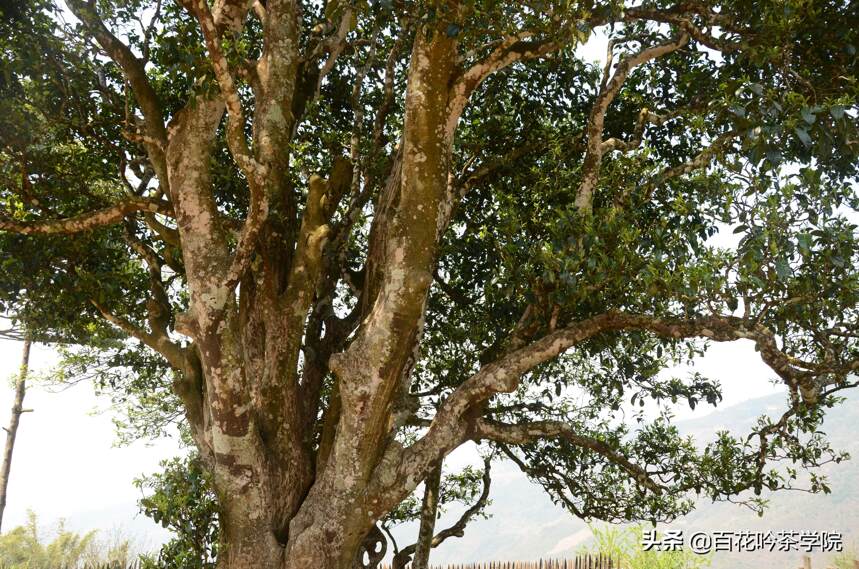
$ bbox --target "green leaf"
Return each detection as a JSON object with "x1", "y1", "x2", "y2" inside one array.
[
  {"x1": 729, "y1": 104, "x2": 747, "y2": 118},
  {"x1": 774, "y1": 259, "x2": 792, "y2": 281}
]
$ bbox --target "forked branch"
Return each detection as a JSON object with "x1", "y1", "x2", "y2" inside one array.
[
  {"x1": 382, "y1": 311, "x2": 854, "y2": 506},
  {"x1": 391, "y1": 457, "x2": 493, "y2": 569}
]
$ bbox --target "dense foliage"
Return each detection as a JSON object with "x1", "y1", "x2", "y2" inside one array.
[{"x1": 135, "y1": 455, "x2": 219, "y2": 569}]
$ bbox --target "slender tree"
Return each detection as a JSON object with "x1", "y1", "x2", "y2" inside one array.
[
  {"x1": 0, "y1": 335, "x2": 32, "y2": 533},
  {"x1": 1, "y1": 1, "x2": 858, "y2": 568},
  {"x1": 388, "y1": 457, "x2": 492, "y2": 569},
  {"x1": 410, "y1": 463, "x2": 441, "y2": 569}
]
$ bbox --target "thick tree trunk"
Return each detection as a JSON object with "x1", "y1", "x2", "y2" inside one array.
[
  {"x1": 275, "y1": 25, "x2": 460, "y2": 569},
  {"x1": 216, "y1": 515, "x2": 283, "y2": 569},
  {"x1": 0, "y1": 337, "x2": 31, "y2": 532},
  {"x1": 173, "y1": 19, "x2": 463, "y2": 569}
]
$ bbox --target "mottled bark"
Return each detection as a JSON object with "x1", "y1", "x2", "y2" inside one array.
[
  {"x1": 574, "y1": 33, "x2": 689, "y2": 213},
  {"x1": 279, "y1": 24, "x2": 460, "y2": 569},
  {"x1": 0, "y1": 198, "x2": 172, "y2": 235},
  {"x1": 0, "y1": 337, "x2": 31, "y2": 532}
]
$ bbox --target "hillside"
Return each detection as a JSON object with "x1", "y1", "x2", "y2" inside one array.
[{"x1": 409, "y1": 391, "x2": 859, "y2": 568}]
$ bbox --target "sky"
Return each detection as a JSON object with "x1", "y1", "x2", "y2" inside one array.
[{"x1": 0, "y1": 334, "x2": 180, "y2": 549}]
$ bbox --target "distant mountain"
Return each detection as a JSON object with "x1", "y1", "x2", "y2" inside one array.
[
  {"x1": 405, "y1": 391, "x2": 859, "y2": 568},
  {"x1": 676, "y1": 391, "x2": 859, "y2": 569}
]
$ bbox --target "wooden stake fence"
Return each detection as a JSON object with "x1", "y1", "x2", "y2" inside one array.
[
  {"x1": 381, "y1": 555, "x2": 618, "y2": 569},
  {"x1": 2, "y1": 553, "x2": 854, "y2": 569}
]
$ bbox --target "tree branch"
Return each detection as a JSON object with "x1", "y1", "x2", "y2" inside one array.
[
  {"x1": 624, "y1": 6, "x2": 746, "y2": 52},
  {"x1": 382, "y1": 311, "x2": 853, "y2": 506},
  {"x1": 314, "y1": 6, "x2": 355, "y2": 91},
  {"x1": 90, "y1": 300, "x2": 188, "y2": 371},
  {"x1": 641, "y1": 130, "x2": 739, "y2": 199},
  {"x1": 447, "y1": 35, "x2": 561, "y2": 140},
  {"x1": 182, "y1": 0, "x2": 264, "y2": 186},
  {"x1": 471, "y1": 420, "x2": 661, "y2": 493},
  {"x1": 574, "y1": 33, "x2": 689, "y2": 213},
  {"x1": 181, "y1": 0, "x2": 270, "y2": 290},
  {"x1": 65, "y1": 0, "x2": 168, "y2": 182},
  {"x1": 0, "y1": 197, "x2": 172, "y2": 235},
  {"x1": 211, "y1": 0, "x2": 253, "y2": 32},
  {"x1": 392, "y1": 457, "x2": 493, "y2": 569},
  {"x1": 600, "y1": 107, "x2": 672, "y2": 153}
]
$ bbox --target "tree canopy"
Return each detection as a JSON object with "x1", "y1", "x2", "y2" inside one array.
[{"x1": 1, "y1": 0, "x2": 858, "y2": 567}]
